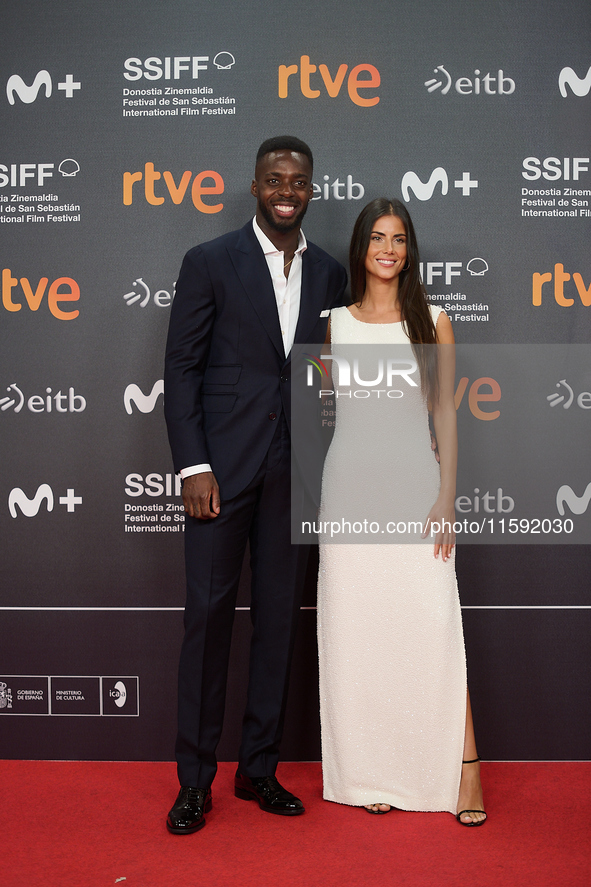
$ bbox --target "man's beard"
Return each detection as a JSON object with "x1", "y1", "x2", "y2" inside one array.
[{"x1": 257, "y1": 199, "x2": 308, "y2": 233}]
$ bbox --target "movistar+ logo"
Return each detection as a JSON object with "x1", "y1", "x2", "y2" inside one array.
[
  {"x1": 558, "y1": 65, "x2": 591, "y2": 98},
  {"x1": 6, "y1": 70, "x2": 81, "y2": 104}
]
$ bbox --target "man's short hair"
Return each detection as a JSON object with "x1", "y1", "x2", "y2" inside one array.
[{"x1": 255, "y1": 136, "x2": 313, "y2": 171}]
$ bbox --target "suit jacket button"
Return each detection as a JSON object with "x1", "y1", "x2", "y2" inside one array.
[
  {"x1": 280, "y1": 375, "x2": 288, "y2": 383},
  {"x1": 268, "y1": 412, "x2": 277, "y2": 420}
]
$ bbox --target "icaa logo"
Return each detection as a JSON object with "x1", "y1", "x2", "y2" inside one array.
[{"x1": 110, "y1": 681, "x2": 127, "y2": 708}]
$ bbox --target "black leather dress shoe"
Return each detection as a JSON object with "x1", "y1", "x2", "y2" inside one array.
[
  {"x1": 234, "y1": 771, "x2": 305, "y2": 815},
  {"x1": 166, "y1": 786, "x2": 212, "y2": 834}
]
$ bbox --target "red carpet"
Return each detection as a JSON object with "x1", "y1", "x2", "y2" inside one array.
[{"x1": 2, "y1": 761, "x2": 589, "y2": 886}]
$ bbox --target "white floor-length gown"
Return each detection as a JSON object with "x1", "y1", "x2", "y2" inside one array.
[{"x1": 317, "y1": 305, "x2": 466, "y2": 813}]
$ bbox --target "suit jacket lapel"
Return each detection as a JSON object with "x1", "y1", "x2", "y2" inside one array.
[{"x1": 229, "y1": 222, "x2": 285, "y2": 359}]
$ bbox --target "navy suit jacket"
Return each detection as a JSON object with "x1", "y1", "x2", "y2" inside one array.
[{"x1": 164, "y1": 220, "x2": 347, "y2": 502}]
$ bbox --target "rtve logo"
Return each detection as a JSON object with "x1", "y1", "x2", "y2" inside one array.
[
  {"x1": 8, "y1": 484, "x2": 82, "y2": 518},
  {"x1": 401, "y1": 168, "x2": 478, "y2": 202},
  {"x1": 425, "y1": 65, "x2": 515, "y2": 96},
  {"x1": 123, "y1": 163, "x2": 224, "y2": 212},
  {"x1": 2, "y1": 269, "x2": 80, "y2": 319},
  {"x1": 124, "y1": 381, "x2": 164, "y2": 414},
  {"x1": 558, "y1": 65, "x2": 591, "y2": 97},
  {"x1": 278, "y1": 56, "x2": 380, "y2": 107},
  {"x1": 454, "y1": 376, "x2": 501, "y2": 420},
  {"x1": 6, "y1": 70, "x2": 81, "y2": 104},
  {"x1": 532, "y1": 264, "x2": 591, "y2": 307}
]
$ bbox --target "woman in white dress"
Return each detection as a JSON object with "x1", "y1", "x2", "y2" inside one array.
[{"x1": 317, "y1": 198, "x2": 486, "y2": 825}]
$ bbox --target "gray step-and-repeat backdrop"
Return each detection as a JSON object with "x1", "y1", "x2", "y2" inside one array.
[{"x1": 1, "y1": 0, "x2": 590, "y2": 762}]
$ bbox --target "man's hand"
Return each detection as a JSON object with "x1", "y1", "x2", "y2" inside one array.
[{"x1": 182, "y1": 472, "x2": 221, "y2": 519}]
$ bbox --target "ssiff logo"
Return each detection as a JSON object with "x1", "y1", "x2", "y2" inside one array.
[
  {"x1": 6, "y1": 70, "x2": 81, "y2": 104},
  {"x1": 558, "y1": 65, "x2": 591, "y2": 97},
  {"x1": 0, "y1": 160, "x2": 80, "y2": 188},
  {"x1": 420, "y1": 258, "x2": 489, "y2": 285},
  {"x1": 401, "y1": 168, "x2": 478, "y2": 202},
  {"x1": 522, "y1": 157, "x2": 589, "y2": 181},
  {"x1": 124, "y1": 54, "x2": 235, "y2": 80}
]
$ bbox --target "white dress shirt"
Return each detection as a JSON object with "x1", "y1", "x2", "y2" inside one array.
[{"x1": 180, "y1": 217, "x2": 307, "y2": 480}]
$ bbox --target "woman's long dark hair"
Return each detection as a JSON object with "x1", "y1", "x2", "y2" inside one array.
[{"x1": 349, "y1": 198, "x2": 439, "y2": 400}]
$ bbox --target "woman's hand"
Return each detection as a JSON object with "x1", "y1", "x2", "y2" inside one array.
[
  {"x1": 425, "y1": 311, "x2": 457, "y2": 562},
  {"x1": 422, "y1": 495, "x2": 456, "y2": 561}
]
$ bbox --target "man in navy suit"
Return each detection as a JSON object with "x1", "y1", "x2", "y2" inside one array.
[{"x1": 164, "y1": 136, "x2": 347, "y2": 834}]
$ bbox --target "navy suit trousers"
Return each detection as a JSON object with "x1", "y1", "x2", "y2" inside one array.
[{"x1": 175, "y1": 415, "x2": 310, "y2": 788}]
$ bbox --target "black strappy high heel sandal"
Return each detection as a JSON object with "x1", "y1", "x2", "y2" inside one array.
[{"x1": 456, "y1": 757, "x2": 487, "y2": 827}]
